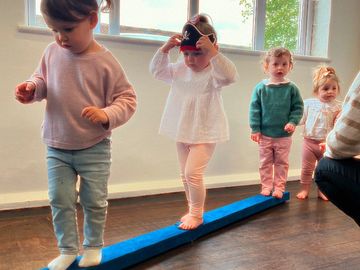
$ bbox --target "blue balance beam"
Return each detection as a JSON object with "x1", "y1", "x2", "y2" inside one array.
[{"x1": 41, "y1": 192, "x2": 289, "y2": 270}]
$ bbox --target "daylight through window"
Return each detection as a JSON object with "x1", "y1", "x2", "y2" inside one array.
[{"x1": 26, "y1": 0, "x2": 331, "y2": 57}]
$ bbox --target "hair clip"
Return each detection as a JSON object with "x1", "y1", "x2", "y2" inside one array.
[
  {"x1": 317, "y1": 66, "x2": 336, "y2": 80},
  {"x1": 189, "y1": 15, "x2": 200, "y2": 25},
  {"x1": 322, "y1": 71, "x2": 332, "y2": 77}
]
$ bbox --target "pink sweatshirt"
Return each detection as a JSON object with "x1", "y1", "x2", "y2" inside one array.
[{"x1": 30, "y1": 42, "x2": 137, "y2": 150}]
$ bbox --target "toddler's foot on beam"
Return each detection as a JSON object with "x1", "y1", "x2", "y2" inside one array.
[
  {"x1": 180, "y1": 213, "x2": 190, "y2": 223},
  {"x1": 272, "y1": 190, "x2": 283, "y2": 199},
  {"x1": 79, "y1": 249, "x2": 102, "y2": 267},
  {"x1": 48, "y1": 254, "x2": 77, "y2": 270},
  {"x1": 178, "y1": 215, "x2": 203, "y2": 230},
  {"x1": 260, "y1": 188, "x2": 271, "y2": 196}
]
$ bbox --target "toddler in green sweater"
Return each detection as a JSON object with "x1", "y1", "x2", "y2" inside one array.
[{"x1": 249, "y1": 47, "x2": 303, "y2": 199}]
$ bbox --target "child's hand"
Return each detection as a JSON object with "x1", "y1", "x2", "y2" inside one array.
[
  {"x1": 81, "y1": 106, "x2": 109, "y2": 125},
  {"x1": 161, "y1": 34, "x2": 182, "y2": 53},
  {"x1": 319, "y1": 142, "x2": 326, "y2": 153},
  {"x1": 196, "y1": 36, "x2": 218, "y2": 58},
  {"x1": 284, "y1": 123, "x2": 295, "y2": 133},
  {"x1": 251, "y1": 132, "x2": 261, "y2": 143},
  {"x1": 15, "y1": 81, "x2": 35, "y2": 104}
]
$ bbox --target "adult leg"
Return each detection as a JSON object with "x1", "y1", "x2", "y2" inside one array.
[
  {"x1": 179, "y1": 143, "x2": 216, "y2": 230},
  {"x1": 315, "y1": 157, "x2": 360, "y2": 226},
  {"x1": 47, "y1": 147, "x2": 79, "y2": 270},
  {"x1": 273, "y1": 137, "x2": 292, "y2": 198},
  {"x1": 259, "y1": 136, "x2": 274, "y2": 196},
  {"x1": 76, "y1": 139, "x2": 111, "y2": 267}
]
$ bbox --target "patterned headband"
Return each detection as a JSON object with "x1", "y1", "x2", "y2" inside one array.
[
  {"x1": 180, "y1": 14, "x2": 216, "y2": 51},
  {"x1": 180, "y1": 23, "x2": 216, "y2": 51}
]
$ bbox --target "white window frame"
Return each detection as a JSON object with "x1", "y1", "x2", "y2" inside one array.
[{"x1": 25, "y1": 0, "x2": 322, "y2": 57}]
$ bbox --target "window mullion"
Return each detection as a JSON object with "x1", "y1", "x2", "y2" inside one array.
[
  {"x1": 305, "y1": 0, "x2": 314, "y2": 55},
  {"x1": 253, "y1": 0, "x2": 266, "y2": 51},
  {"x1": 27, "y1": 0, "x2": 36, "y2": 26},
  {"x1": 94, "y1": 0, "x2": 102, "y2": 33},
  {"x1": 298, "y1": 0, "x2": 308, "y2": 55},
  {"x1": 109, "y1": 0, "x2": 120, "y2": 35},
  {"x1": 188, "y1": 0, "x2": 199, "y2": 19}
]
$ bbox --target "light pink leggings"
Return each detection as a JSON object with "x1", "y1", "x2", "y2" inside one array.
[
  {"x1": 300, "y1": 138, "x2": 324, "y2": 185},
  {"x1": 176, "y1": 142, "x2": 216, "y2": 218},
  {"x1": 259, "y1": 135, "x2": 292, "y2": 193}
]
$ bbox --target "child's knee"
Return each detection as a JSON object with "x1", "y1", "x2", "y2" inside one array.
[
  {"x1": 184, "y1": 170, "x2": 203, "y2": 184},
  {"x1": 49, "y1": 189, "x2": 77, "y2": 208}
]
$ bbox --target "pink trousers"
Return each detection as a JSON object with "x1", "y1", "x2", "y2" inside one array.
[
  {"x1": 258, "y1": 135, "x2": 292, "y2": 193},
  {"x1": 300, "y1": 138, "x2": 323, "y2": 185},
  {"x1": 176, "y1": 142, "x2": 216, "y2": 218}
]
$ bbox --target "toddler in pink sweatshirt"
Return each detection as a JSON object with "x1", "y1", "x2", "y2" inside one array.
[{"x1": 14, "y1": 1, "x2": 136, "y2": 269}]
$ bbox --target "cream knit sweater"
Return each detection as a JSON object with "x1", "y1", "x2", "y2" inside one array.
[{"x1": 325, "y1": 71, "x2": 360, "y2": 158}]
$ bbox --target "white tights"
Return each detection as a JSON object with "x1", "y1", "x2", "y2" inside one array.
[{"x1": 176, "y1": 142, "x2": 216, "y2": 218}]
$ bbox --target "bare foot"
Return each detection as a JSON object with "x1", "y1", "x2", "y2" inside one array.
[
  {"x1": 296, "y1": 190, "x2": 309, "y2": 199},
  {"x1": 260, "y1": 189, "x2": 271, "y2": 196},
  {"x1": 178, "y1": 215, "x2": 203, "y2": 230},
  {"x1": 296, "y1": 184, "x2": 310, "y2": 200},
  {"x1": 272, "y1": 190, "x2": 283, "y2": 199},
  {"x1": 318, "y1": 190, "x2": 329, "y2": 201},
  {"x1": 180, "y1": 213, "x2": 189, "y2": 223}
]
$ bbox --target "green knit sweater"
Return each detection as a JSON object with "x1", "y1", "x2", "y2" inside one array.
[{"x1": 249, "y1": 80, "x2": 304, "y2": 138}]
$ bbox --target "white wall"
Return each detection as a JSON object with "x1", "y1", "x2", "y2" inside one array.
[{"x1": 1, "y1": 0, "x2": 359, "y2": 209}]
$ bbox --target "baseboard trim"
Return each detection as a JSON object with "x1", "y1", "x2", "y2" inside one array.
[{"x1": 0, "y1": 170, "x2": 300, "y2": 211}]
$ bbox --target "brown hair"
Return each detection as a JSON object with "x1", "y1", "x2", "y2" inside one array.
[
  {"x1": 312, "y1": 65, "x2": 340, "y2": 94},
  {"x1": 40, "y1": 0, "x2": 111, "y2": 22},
  {"x1": 262, "y1": 47, "x2": 294, "y2": 69}
]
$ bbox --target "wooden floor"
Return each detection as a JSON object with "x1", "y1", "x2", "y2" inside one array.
[{"x1": 1, "y1": 181, "x2": 359, "y2": 270}]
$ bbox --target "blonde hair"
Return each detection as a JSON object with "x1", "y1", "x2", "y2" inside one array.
[
  {"x1": 262, "y1": 47, "x2": 294, "y2": 70},
  {"x1": 312, "y1": 65, "x2": 340, "y2": 94}
]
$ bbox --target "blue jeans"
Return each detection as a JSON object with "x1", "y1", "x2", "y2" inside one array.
[
  {"x1": 315, "y1": 157, "x2": 360, "y2": 226},
  {"x1": 47, "y1": 139, "x2": 111, "y2": 254}
]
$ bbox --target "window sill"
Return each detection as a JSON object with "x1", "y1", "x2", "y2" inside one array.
[{"x1": 17, "y1": 25, "x2": 330, "y2": 62}]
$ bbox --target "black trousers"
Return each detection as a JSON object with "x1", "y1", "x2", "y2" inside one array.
[{"x1": 315, "y1": 157, "x2": 360, "y2": 226}]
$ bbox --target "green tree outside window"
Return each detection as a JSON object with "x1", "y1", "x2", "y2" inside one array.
[{"x1": 240, "y1": 0, "x2": 300, "y2": 51}]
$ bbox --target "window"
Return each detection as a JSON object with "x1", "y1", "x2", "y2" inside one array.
[
  {"x1": 199, "y1": 0, "x2": 254, "y2": 48},
  {"x1": 26, "y1": 0, "x2": 330, "y2": 57}
]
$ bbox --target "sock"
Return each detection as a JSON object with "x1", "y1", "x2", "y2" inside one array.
[
  {"x1": 48, "y1": 254, "x2": 77, "y2": 270},
  {"x1": 78, "y1": 249, "x2": 102, "y2": 267}
]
